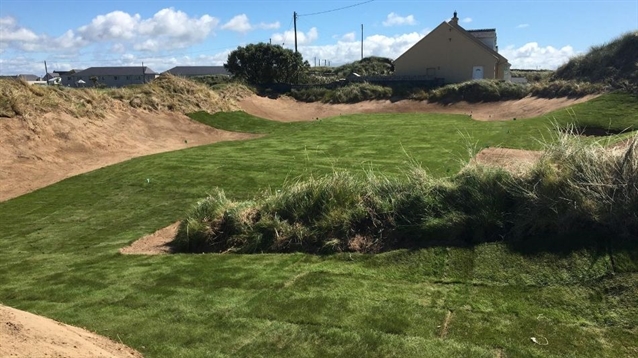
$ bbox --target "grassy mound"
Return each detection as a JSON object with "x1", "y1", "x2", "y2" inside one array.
[
  {"x1": 0, "y1": 74, "x2": 249, "y2": 119},
  {"x1": 332, "y1": 56, "x2": 394, "y2": 77},
  {"x1": 291, "y1": 82, "x2": 393, "y2": 103},
  {"x1": 554, "y1": 31, "x2": 638, "y2": 91},
  {"x1": 174, "y1": 131, "x2": 638, "y2": 254},
  {"x1": 427, "y1": 80, "x2": 528, "y2": 103}
]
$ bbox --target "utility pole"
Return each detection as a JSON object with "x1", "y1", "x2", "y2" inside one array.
[
  {"x1": 44, "y1": 61, "x2": 48, "y2": 83},
  {"x1": 142, "y1": 62, "x2": 145, "y2": 84},
  {"x1": 361, "y1": 24, "x2": 364, "y2": 60},
  {"x1": 293, "y1": 12, "x2": 298, "y2": 53}
]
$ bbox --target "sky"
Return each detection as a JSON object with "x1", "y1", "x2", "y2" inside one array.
[{"x1": 1, "y1": 0, "x2": 637, "y2": 75}]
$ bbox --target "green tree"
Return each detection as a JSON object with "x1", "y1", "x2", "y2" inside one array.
[{"x1": 224, "y1": 43, "x2": 309, "y2": 84}]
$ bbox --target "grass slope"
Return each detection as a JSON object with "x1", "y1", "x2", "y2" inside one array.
[{"x1": 0, "y1": 93, "x2": 637, "y2": 357}]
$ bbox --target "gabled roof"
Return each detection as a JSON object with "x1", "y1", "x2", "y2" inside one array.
[
  {"x1": 449, "y1": 22, "x2": 509, "y2": 64},
  {"x1": 43, "y1": 72, "x2": 60, "y2": 79},
  {"x1": 73, "y1": 67, "x2": 158, "y2": 76},
  {"x1": 165, "y1": 66, "x2": 230, "y2": 76},
  {"x1": 394, "y1": 19, "x2": 509, "y2": 65}
]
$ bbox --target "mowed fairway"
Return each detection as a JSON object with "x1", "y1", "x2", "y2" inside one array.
[{"x1": 1, "y1": 93, "x2": 637, "y2": 357}]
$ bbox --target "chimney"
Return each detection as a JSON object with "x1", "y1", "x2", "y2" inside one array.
[{"x1": 451, "y1": 11, "x2": 459, "y2": 25}]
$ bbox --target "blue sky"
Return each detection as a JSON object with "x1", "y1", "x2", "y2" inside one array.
[{"x1": 1, "y1": 0, "x2": 637, "y2": 75}]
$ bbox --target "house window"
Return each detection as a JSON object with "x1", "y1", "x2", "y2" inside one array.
[
  {"x1": 126, "y1": 76, "x2": 130, "y2": 80},
  {"x1": 114, "y1": 76, "x2": 118, "y2": 80},
  {"x1": 67, "y1": 77, "x2": 71, "y2": 81},
  {"x1": 101, "y1": 77, "x2": 105, "y2": 80}
]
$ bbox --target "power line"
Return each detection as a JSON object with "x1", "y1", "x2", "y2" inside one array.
[{"x1": 297, "y1": 0, "x2": 375, "y2": 17}]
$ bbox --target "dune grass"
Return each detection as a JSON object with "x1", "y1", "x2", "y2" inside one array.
[
  {"x1": 0, "y1": 93, "x2": 637, "y2": 357},
  {"x1": 173, "y1": 131, "x2": 638, "y2": 255}
]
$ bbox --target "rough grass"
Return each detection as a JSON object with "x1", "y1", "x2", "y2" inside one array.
[
  {"x1": 174, "y1": 130, "x2": 638, "y2": 255},
  {"x1": 428, "y1": 80, "x2": 529, "y2": 103},
  {"x1": 0, "y1": 74, "x2": 250, "y2": 119},
  {"x1": 554, "y1": 31, "x2": 638, "y2": 92},
  {"x1": 0, "y1": 94, "x2": 637, "y2": 357},
  {"x1": 290, "y1": 79, "x2": 606, "y2": 105}
]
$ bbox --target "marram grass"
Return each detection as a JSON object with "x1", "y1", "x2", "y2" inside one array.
[{"x1": 175, "y1": 130, "x2": 638, "y2": 254}]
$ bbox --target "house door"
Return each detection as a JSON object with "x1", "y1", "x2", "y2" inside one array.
[{"x1": 472, "y1": 66, "x2": 484, "y2": 80}]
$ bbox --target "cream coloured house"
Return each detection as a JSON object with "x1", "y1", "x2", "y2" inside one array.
[{"x1": 394, "y1": 12, "x2": 511, "y2": 83}]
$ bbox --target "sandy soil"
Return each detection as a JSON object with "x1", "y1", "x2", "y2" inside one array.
[
  {"x1": 119, "y1": 222, "x2": 180, "y2": 255},
  {"x1": 0, "y1": 304, "x2": 142, "y2": 358},
  {"x1": 472, "y1": 147, "x2": 542, "y2": 173},
  {"x1": 0, "y1": 110, "x2": 256, "y2": 202},
  {"x1": 239, "y1": 94, "x2": 598, "y2": 122}
]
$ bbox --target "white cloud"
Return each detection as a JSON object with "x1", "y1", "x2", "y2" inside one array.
[
  {"x1": 383, "y1": 13, "x2": 416, "y2": 27},
  {"x1": 0, "y1": 16, "x2": 85, "y2": 52},
  {"x1": 339, "y1": 32, "x2": 356, "y2": 42},
  {"x1": 517, "y1": 23, "x2": 530, "y2": 29},
  {"x1": 461, "y1": 17, "x2": 473, "y2": 24},
  {"x1": 501, "y1": 42, "x2": 578, "y2": 69},
  {"x1": 272, "y1": 27, "x2": 318, "y2": 46},
  {"x1": 221, "y1": 14, "x2": 280, "y2": 33},
  {"x1": 298, "y1": 31, "x2": 425, "y2": 66},
  {"x1": 136, "y1": 8, "x2": 218, "y2": 47},
  {"x1": 78, "y1": 11, "x2": 140, "y2": 41},
  {"x1": 221, "y1": 14, "x2": 252, "y2": 33}
]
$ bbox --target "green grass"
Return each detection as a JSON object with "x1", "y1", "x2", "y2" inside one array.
[{"x1": 1, "y1": 93, "x2": 637, "y2": 357}]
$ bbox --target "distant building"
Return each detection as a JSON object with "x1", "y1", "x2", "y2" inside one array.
[
  {"x1": 164, "y1": 66, "x2": 231, "y2": 77},
  {"x1": 68, "y1": 67, "x2": 158, "y2": 88},
  {"x1": 42, "y1": 72, "x2": 61, "y2": 85},
  {"x1": 394, "y1": 12, "x2": 511, "y2": 83},
  {"x1": 56, "y1": 70, "x2": 83, "y2": 87},
  {"x1": 16, "y1": 74, "x2": 41, "y2": 82}
]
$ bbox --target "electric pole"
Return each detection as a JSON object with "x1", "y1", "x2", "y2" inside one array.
[
  {"x1": 361, "y1": 24, "x2": 364, "y2": 60},
  {"x1": 293, "y1": 12, "x2": 298, "y2": 53}
]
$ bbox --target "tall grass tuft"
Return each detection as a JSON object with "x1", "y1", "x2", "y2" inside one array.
[
  {"x1": 174, "y1": 131, "x2": 638, "y2": 254},
  {"x1": 427, "y1": 80, "x2": 528, "y2": 104}
]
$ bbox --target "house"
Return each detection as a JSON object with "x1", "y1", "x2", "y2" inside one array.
[
  {"x1": 394, "y1": 12, "x2": 511, "y2": 84},
  {"x1": 164, "y1": 66, "x2": 231, "y2": 77},
  {"x1": 42, "y1": 72, "x2": 61, "y2": 85},
  {"x1": 16, "y1": 74, "x2": 41, "y2": 82},
  {"x1": 68, "y1": 67, "x2": 158, "y2": 88},
  {"x1": 56, "y1": 69, "x2": 83, "y2": 87}
]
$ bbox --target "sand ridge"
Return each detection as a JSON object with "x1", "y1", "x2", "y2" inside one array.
[
  {"x1": 239, "y1": 94, "x2": 599, "y2": 122},
  {"x1": 0, "y1": 109, "x2": 257, "y2": 202},
  {"x1": 0, "y1": 304, "x2": 142, "y2": 358}
]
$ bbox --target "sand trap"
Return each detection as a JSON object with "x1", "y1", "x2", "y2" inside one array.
[
  {"x1": 0, "y1": 110, "x2": 257, "y2": 202},
  {"x1": 239, "y1": 94, "x2": 598, "y2": 122},
  {"x1": 0, "y1": 304, "x2": 142, "y2": 358},
  {"x1": 120, "y1": 222, "x2": 180, "y2": 255},
  {"x1": 472, "y1": 147, "x2": 542, "y2": 173}
]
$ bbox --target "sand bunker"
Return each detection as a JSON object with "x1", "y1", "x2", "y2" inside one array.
[
  {"x1": 239, "y1": 94, "x2": 598, "y2": 122},
  {"x1": 0, "y1": 304, "x2": 142, "y2": 358},
  {"x1": 0, "y1": 110, "x2": 256, "y2": 202}
]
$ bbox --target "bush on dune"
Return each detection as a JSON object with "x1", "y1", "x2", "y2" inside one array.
[
  {"x1": 173, "y1": 131, "x2": 638, "y2": 254},
  {"x1": 427, "y1": 80, "x2": 528, "y2": 103}
]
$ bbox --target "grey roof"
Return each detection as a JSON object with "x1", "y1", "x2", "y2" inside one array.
[
  {"x1": 43, "y1": 72, "x2": 60, "y2": 79},
  {"x1": 74, "y1": 67, "x2": 158, "y2": 76},
  {"x1": 165, "y1": 66, "x2": 230, "y2": 76},
  {"x1": 54, "y1": 69, "x2": 84, "y2": 75},
  {"x1": 467, "y1": 29, "x2": 496, "y2": 33},
  {"x1": 17, "y1": 74, "x2": 40, "y2": 81}
]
